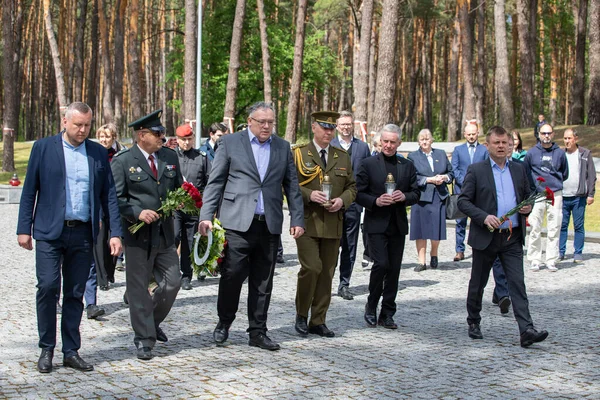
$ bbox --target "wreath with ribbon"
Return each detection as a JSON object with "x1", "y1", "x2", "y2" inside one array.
[{"x1": 191, "y1": 218, "x2": 227, "y2": 276}]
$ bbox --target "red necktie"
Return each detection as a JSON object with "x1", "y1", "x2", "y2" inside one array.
[{"x1": 148, "y1": 155, "x2": 158, "y2": 178}]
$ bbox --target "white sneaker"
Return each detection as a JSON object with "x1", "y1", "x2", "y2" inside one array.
[
  {"x1": 530, "y1": 264, "x2": 540, "y2": 271},
  {"x1": 547, "y1": 264, "x2": 558, "y2": 272}
]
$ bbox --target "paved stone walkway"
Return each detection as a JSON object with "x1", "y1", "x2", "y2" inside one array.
[{"x1": 1, "y1": 203, "x2": 599, "y2": 399}]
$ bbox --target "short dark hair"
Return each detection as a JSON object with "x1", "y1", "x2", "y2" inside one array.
[
  {"x1": 209, "y1": 122, "x2": 227, "y2": 135},
  {"x1": 485, "y1": 126, "x2": 508, "y2": 141},
  {"x1": 338, "y1": 110, "x2": 353, "y2": 120}
]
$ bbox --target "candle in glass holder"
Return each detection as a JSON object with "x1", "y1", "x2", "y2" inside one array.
[
  {"x1": 321, "y1": 175, "x2": 332, "y2": 207},
  {"x1": 385, "y1": 173, "x2": 395, "y2": 195}
]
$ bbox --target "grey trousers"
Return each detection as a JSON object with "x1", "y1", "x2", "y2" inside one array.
[{"x1": 125, "y1": 237, "x2": 181, "y2": 349}]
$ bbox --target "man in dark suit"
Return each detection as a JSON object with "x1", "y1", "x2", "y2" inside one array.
[
  {"x1": 451, "y1": 120, "x2": 488, "y2": 261},
  {"x1": 457, "y1": 126, "x2": 549, "y2": 348},
  {"x1": 111, "y1": 110, "x2": 184, "y2": 360},
  {"x1": 17, "y1": 102, "x2": 123, "y2": 373},
  {"x1": 199, "y1": 102, "x2": 304, "y2": 351},
  {"x1": 330, "y1": 111, "x2": 371, "y2": 300},
  {"x1": 355, "y1": 124, "x2": 420, "y2": 329}
]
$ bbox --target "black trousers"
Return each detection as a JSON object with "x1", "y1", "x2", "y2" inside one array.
[
  {"x1": 367, "y1": 223, "x2": 406, "y2": 317},
  {"x1": 173, "y1": 211, "x2": 199, "y2": 279},
  {"x1": 93, "y1": 218, "x2": 116, "y2": 287},
  {"x1": 217, "y1": 219, "x2": 279, "y2": 335},
  {"x1": 467, "y1": 227, "x2": 534, "y2": 334},
  {"x1": 339, "y1": 203, "x2": 362, "y2": 289}
]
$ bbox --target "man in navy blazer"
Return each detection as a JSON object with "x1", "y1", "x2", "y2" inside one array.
[
  {"x1": 458, "y1": 126, "x2": 548, "y2": 348},
  {"x1": 17, "y1": 102, "x2": 123, "y2": 373},
  {"x1": 330, "y1": 111, "x2": 371, "y2": 300},
  {"x1": 451, "y1": 120, "x2": 488, "y2": 261}
]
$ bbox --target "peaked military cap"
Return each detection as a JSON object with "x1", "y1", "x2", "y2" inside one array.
[
  {"x1": 312, "y1": 111, "x2": 340, "y2": 130},
  {"x1": 128, "y1": 109, "x2": 166, "y2": 132}
]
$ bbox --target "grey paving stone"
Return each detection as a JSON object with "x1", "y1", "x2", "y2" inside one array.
[{"x1": 1, "y1": 203, "x2": 599, "y2": 398}]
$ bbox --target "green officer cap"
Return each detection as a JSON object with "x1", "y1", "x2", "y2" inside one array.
[
  {"x1": 311, "y1": 111, "x2": 340, "y2": 130},
  {"x1": 128, "y1": 109, "x2": 165, "y2": 133}
]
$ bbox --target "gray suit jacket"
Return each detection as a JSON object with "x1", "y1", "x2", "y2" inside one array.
[{"x1": 199, "y1": 130, "x2": 304, "y2": 234}]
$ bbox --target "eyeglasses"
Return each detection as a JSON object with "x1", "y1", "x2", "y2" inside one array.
[
  {"x1": 141, "y1": 128, "x2": 165, "y2": 137},
  {"x1": 540, "y1": 131, "x2": 553, "y2": 136},
  {"x1": 250, "y1": 117, "x2": 275, "y2": 126}
]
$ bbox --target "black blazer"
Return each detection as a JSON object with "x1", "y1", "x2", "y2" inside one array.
[
  {"x1": 457, "y1": 160, "x2": 531, "y2": 249},
  {"x1": 407, "y1": 148, "x2": 454, "y2": 203},
  {"x1": 355, "y1": 154, "x2": 421, "y2": 235}
]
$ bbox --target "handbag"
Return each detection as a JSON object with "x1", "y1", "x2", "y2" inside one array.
[{"x1": 446, "y1": 184, "x2": 466, "y2": 220}]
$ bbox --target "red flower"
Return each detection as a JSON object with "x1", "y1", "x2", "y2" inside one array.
[
  {"x1": 544, "y1": 187, "x2": 555, "y2": 206},
  {"x1": 536, "y1": 176, "x2": 546, "y2": 183},
  {"x1": 217, "y1": 257, "x2": 224, "y2": 265},
  {"x1": 195, "y1": 200, "x2": 203, "y2": 208}
]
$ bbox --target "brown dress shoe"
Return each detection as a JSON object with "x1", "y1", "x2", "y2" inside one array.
[{"x1": 453, "y1": 252, "x2": 465, "y2": 262}]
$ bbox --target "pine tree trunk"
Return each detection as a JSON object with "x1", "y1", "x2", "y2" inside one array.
[
  {"x1": 2, "y1": 0, "x2": 24, "y2": 172},
  {"x1": 475, "y1": 2, "x2": 486, "y2": 125},
  {"x1": 99, "y1": 0, "x2": 114, "y2": 123},
  {"x1": 127, "y1": 0, "x2": 143, "y2": 123},
  {"x1": 72, "y1": 0, "x2": 87, "y2": 101},
  {"x1": 517, "y1": 0, "x2": 534, "y2": 127},
  {"x1": 113, "y1": 0, "x2": 127, "y2": 131},
  {"x1": 371, "y1": 0, "x2": 400, "y2": 132},
  {"x1": 354, "y1": 0, "x2": 374, "y2": 126},
  {"x1": 284, "y1": 0, "x2": 308, "y2": 143},
  {"x1": 257, "y1": 0, "x2": 273, "y2": 105},
  {"x1": 570, "y1": 0, "x2": 587, "y2": 124},
  {"x1": 183, "y1": 0, "x2": 197, "y2": 121},
  {"x1": 87, "y1": 0, "x2": 99, "y2": 113},
  {"x1": 43, "y1": 0, "x2": 68, "y2": 110},
  {"x1": 447, "y1": 8, "x2": 461, "y2": 141},
  {"x1": 588, "y1": 0, "x2": 600, "y2": 125},
  {"x1": 223, "y1": 0, "x2": 246, "y2": 125},
  {"x1": 367, "y1": 25, "x2": 377, "y2": 130},
  {"x1": 458, "y1": 0, "x2": 476, "y2": 123},
  {"x1": 494, "y1": 0, "x2": 514, "y2": 128}
]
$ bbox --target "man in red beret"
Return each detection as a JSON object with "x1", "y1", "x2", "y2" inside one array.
[{"x1": 174, "y1": 124, "x2": 211, "y2": 290}]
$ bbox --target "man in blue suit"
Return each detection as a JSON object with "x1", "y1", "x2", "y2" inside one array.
[
  {"x1": 17, "y1": 102, "x2": 123, "y2": 373},
  {"x1": 451, "y1": 120, "x2": 488, "y2": 262},
  {"x1": 331, "y1": 111, "x2": 371, "y2": 300}
]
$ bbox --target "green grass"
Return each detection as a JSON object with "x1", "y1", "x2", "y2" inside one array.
[{"x1": 0, "y1": 141, "x2": 33, "y2": 184}]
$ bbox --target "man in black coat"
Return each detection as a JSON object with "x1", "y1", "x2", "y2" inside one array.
[
  {"x1": 355, "y1": 124, "x2": 420, "y2": 329},
  {"x1": 457, "y1": 126, "x2": 548, "y2": 348}
]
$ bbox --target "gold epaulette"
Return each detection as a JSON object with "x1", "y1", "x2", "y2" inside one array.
[{"x1": 293, "y1": 146, "x2": 323, "y2": 186}]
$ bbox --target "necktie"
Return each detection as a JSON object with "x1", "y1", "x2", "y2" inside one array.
[
  {"x1": 469, "y1": 145, "x2": 475, "y2": 163},
  {"x1": 320, "y1": 149, "x2": 327, "y2": 168},
  {"x1": 148, "y1": 154, "x2": 158, "y2": 178}
]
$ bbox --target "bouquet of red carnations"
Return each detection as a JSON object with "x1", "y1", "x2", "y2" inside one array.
[
  {"x1": 487, "y1": 176, "x2": 554, "y2": 234},
  {"x1": 128, "y1": 182, "x2": 203, "y2": 234}
]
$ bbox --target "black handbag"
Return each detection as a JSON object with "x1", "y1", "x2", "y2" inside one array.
[{"x1": 446, "y1": 184, "x2": 466, "y2": 220}]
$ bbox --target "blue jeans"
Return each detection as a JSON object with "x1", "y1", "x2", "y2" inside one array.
[
  {"x1": 492, "y1": 257, "x2": 510, "y2": 301},
  {"x1": 560, "y1": 196, "x2": 586, "y2": 256},
  {"x1": 455, "y1": 217, "x2": 468, "y2": 252},
  {"x1": 36, "y1": 223, "x2": 93, "y2": 357}
]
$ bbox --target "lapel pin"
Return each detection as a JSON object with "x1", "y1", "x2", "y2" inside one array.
[{"x1": 129, "y1": 167, "x2": 136, "y2": 173}]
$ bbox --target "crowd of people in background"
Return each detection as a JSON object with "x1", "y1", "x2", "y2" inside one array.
[{"x1": 17, "y1": 101, "x2": 596, "y2": 372}]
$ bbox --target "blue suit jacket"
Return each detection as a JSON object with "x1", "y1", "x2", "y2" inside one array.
[
  {"x1": 17, "y1": 133, "x2": 123, "y2": 242},
  {"x1": 407, "y1": 148, "x2": 454, "y2": 203},
  {"x1": 451, "y1": 142, "x2": 489, "y2": 193}
]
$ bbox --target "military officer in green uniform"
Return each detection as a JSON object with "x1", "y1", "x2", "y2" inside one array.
[
  {"x1": 293, "y1": 111, "x2": 357, "y2": 338},
  {"x1": 111, "y1": 110, "x2": 183, "y2": 360}
]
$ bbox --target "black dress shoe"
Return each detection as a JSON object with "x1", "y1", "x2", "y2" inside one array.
[
  {"x1": 137, "y1": 347, "x2": 153, "y2": 360},
  {"x1": 468, "y1": 323, "x2": 483, "y2": 339},
  {"x1": 492, "y1": 295, "x2": 499, "y2": 305},
  {"x1": 338, "y1": 286, "x2": 354, "y2": 300},
  {"x1": 249, "y1": 333, "x2": 280, "y2": 351},
  {"x1": 37, "y1": 349, "x2": 53, "y2": 373},
  {"x1": 378, "y1": 315, "x2": 398, "y2": 329},
  {"x1": 86, "y1": 304, "x2": 105, "y2": 319},
  {"x1": 155, "y1": 326, "x2": 168, "y2": 342},
  {"x1": 295, "y1": 315, "x2": 308, "y2": 336},
  {"x1": 430, "y1": 256, "x2": 438, "y2": 269},
  {"x1": 213, "y1": 322, "x2": 230, "y2": 345},
  {"x1": 308, "y1": 324, "x2": 335, "y2": 337},
  {"x1": 364, "y1": 304, "x2": 377, "y2": 327},
  {"x1": 414, "y1": 264, "x2": 427, "y2": 272},
  {"x1": 181, "y1": 277, "x2": 193, "y2": 290},
  {"x1": 520, "y1": 328, "x2": 548, "y2": 348},
  {"x1": 63, "y1": 354, "x2": 94, "y2": 371},
  {"x1": 99, "y1": 284, "x2": 109, "y2": 291},
  {"x1": 123, "y1": 291, "x2": 129, "y2": 305},
  {"x1": 498, "y1": 297, "x2": 511, "y2": 314},
  {"x1": 276, "y1": 255, "x2": 285, "y2": 264}
]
